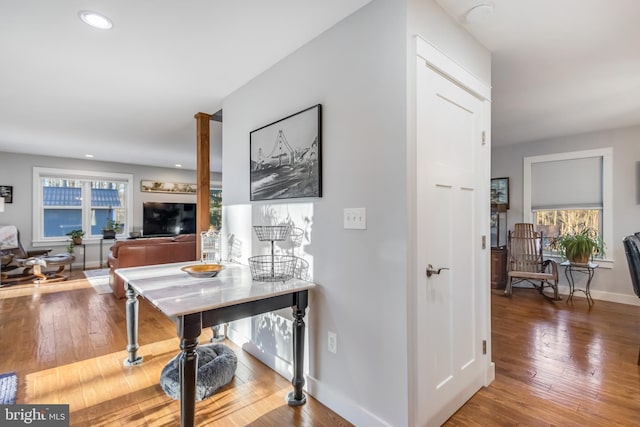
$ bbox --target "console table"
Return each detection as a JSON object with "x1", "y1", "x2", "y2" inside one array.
[
  {"x1": 561, "y1": 261, "x2": 598, "y2": 306},
  {"x1": 99, "y1": 236, "x2": 116, "y2": 268},
  {"x1": 115, "y1": 262, "x2": 316, "y2": 427}
]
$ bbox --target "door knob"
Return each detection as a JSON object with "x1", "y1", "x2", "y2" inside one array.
[{"x1": 426, "y1": 264, "x2": 450, "y2": 278}]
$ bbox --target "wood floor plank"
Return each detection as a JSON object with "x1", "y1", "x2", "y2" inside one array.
[
  {"x1": 1, "y1": 272, "x2": 352, "y2": 426},
  {"x1": 3, "y1": 271, "x2": 640, "y2": 425},
  {"x1": 446, "y1": 289, "x2": 640, "y2": 426}
]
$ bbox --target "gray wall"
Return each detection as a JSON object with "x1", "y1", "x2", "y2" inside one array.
[
  {"x1": 220, "y1": 0, "x2": 490, "y2": 425},
  {"x1": 492, "y1": 124, "x2": 640, "y2": 304},
  {"x1": 0, "y1": 151, "x2": 221, "y2": 268}
]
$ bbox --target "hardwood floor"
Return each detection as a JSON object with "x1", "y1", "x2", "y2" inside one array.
[
  {"x1": 2, "y1": 272, "x2": 639, "y2": 426},
  {"x1": 0, "y1": 270, "x2": 352, "y2": 426},
  {"x1": 447, "y1": 288, "x2": 640, "y2": 426}
]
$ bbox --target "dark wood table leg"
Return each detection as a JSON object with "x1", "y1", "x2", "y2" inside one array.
[
  {"x1": 179, "y1": 313, "x2": 202, "y2": 427},
  {"x1": 287, "y1": 290, "x2": 308, "y2": 406},
  {"x1": 123, "y1": 284, "x2": 143, "y2": 366}
]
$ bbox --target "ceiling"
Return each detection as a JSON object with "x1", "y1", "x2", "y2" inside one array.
[
  {"x1": 2, "y1": 1, "x2": 638, "y2": 171},
  {"x1": 0, "y1": 0, "x2": 371, "y2": 171},
  {"x1": 436, "y1": 0, "x2": 640, "y2": 146}
]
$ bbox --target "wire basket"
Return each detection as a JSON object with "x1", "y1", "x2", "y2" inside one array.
[
  {"x1": 289, "y1": 227, "x2": 304, "y2": 249},
  {"x1": 200, "y1": 229, "x2": 220, "y2": 263},
  {"x1": 248, "y1": 255, "x2": 297, "y2": 282},
  {"x1": 253, "y1": 225, "x2": 292, "y2": 242}
]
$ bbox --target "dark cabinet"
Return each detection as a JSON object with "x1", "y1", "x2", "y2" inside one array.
[{"x1": 491, "y1": 247, "x2": 507, "y2": 289}]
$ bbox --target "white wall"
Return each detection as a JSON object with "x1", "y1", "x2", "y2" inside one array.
[
  {"x1": 222, "y1": 0, "x2": 407, "y2": 424},
  {"x1": 0, "y1": 151, "x2": 221, "y2": 268},
  {"x1": 408, "y1": 0, "x2": 491, "y2": 84},
  {"x1": 221, "y1": 0, "x2": 491, "y2": 425},
  {"x1": 492, "y1": 124, "x2": 640, "y2": 305}
]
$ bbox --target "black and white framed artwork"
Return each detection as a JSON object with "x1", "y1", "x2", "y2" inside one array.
[
  {"x1": 250, "y1": 104, "x2": 322, "y2": 201},
  {"x1": 0, "y1": 185, "x2": 13, "y2": 203}
]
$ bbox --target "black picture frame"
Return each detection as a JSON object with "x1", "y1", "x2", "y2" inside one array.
[
  {"x1": 0, "y1": 185, "x2": 13, "y2": 203},
  {"x1": 491, "y1": 177, "x2": 509, "y2": 209},
  {"x1": 250, "y1": 104, "x2": 322, "y2": 201}
]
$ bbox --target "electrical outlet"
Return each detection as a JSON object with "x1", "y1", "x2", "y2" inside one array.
[
  {"x1": 343, "y1": 207, "x2": 366, "y2": 229},
  {"x1": 328, "y1": 331, "x2": 337, "y2": 354}
]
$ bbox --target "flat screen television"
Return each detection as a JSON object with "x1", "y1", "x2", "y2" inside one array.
[{"x1": 142, "y1": 202, "x2": 196, "y2": 236}]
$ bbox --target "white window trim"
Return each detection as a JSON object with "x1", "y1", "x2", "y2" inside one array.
[
  {"x1": 32, "y1": 167, "x2": 134, "y2": 245},
  {"x1": 523, "y1": 148, "x2": 613, "y2": 268}
]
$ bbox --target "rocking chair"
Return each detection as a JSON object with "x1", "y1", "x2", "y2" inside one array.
[
  {"x1": 504, "y1": 223, "x2": 560, "y2": 300},
  {"x1": 0, "y1": 226, "x2": 74, "y2": 285}
]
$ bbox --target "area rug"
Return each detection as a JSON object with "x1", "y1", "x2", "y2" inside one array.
[
  {"x1": 83, "y1": 269, "x2": 112, "y2": 294},
  {"x1": 0, "y1": 372, "x2": 17, "y2": 404}
]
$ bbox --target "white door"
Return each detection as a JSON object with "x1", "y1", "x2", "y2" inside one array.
[{"x1": 415, "y1": 52, "x2": 489, "y2": 426}]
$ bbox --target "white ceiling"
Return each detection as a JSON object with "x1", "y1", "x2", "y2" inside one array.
[
  {"x1": 0, "y1": 0, "x2": 371, "y2": 171},
  {"x1": 2, "y1": 1, "x2": 638, "y2": 170},
  {"x1": 436, "y1": 0, "x2": 640, "y2": 146}
]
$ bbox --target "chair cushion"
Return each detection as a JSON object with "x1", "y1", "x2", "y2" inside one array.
[{"x1": 159, "y1": 343, "x2": 237, "y2": 401}]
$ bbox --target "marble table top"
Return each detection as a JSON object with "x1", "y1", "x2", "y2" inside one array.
[{"x1": 115, "y1": 261, "x2": 316, "y2": 318}]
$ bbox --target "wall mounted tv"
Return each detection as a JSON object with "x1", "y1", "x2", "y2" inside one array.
[{"x1": 142, "y1": 202, "x2": 196, "y2": 236}]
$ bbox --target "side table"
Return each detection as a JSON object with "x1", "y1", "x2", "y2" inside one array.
[
  {"x1": 561, "y1": 261, "x2": 598, "y2": 306},
  {"x1": 100, "y1": 237, "x2": 116, "y2": 268},
  {"x1": 69, "y1": 243, "x2": 86, "y2": 273}
]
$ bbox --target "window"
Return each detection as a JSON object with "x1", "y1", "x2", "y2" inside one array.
[
  {"x1": 523, "y1": 148, "x2": 612, "y2": 265},
  {"x1": 33, "y1": 168, "x2": 133, "y2": 243},
  {"x1": 210, "y1": 188, "x2": 222, "y2": 230}
]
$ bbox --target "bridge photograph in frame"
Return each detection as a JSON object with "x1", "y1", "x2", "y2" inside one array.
[{"x1": 250, "y1": 104, "x2": 322, "y2": 201}]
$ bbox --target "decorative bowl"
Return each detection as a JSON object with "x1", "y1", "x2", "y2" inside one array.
[{"x1": 181, "y1": 264, "x2": 224, "y2": 278}]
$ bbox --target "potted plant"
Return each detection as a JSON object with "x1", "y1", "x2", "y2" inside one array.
[
  {"x1": 102, "y1": 219, "x2": 123, "y2": 239},
  {"x1": 65, "y1": 229, "x2": 85, "y2": 245},
  {"x1": 553, "y1": 227, "x2": 604, "y2": 264}
]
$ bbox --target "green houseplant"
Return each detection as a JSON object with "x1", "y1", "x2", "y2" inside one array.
[
  {"x1": 65, "y1": 229, "x2": 85, "y2": 245},
  {"x1": 102, "y1": 219, "x2": 123, "y2": 239},
  {"x1": 553, "y1": 228, "x2": 604, "y2": 264}
]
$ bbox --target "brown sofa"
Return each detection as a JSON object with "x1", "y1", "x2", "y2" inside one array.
[{"x1": 107, "y1": 234, "x2": 197, "y2": 298}]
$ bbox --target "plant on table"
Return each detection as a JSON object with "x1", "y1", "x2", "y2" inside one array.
[
  {"x1": 65, "y1": 229, "x2": 85, "y2": 245},
  {"x1": 552, "y1": 227, "x2": 604, "y2": 264},
  {"x1": 102, "y1": 219, "x2": 123, "y2": 238}
]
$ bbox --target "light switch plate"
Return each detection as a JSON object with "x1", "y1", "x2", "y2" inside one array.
[
  {"x1": 344, "y1": 208, "x2": 366, "y2": 229},
  {"x1": 328, "y1": 331, "x2": 337, "y2": 354}
]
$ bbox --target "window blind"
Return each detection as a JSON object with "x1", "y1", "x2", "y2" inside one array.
[{"x1": 531, "y1": 157, "x2": 602, "y2": 210}]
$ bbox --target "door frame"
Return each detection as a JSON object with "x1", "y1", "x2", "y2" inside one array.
[{"x1": 407, "y1": 35, "x2": 494, "y2": 426}]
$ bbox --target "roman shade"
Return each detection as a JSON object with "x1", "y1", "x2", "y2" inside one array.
[{"x1": 531, "y1": 156, "x2": 602, "y2": 210}]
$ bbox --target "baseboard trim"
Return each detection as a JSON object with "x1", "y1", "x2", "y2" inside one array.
[
  {"x1": 555, "y1": 284, "x2": 640, "y2": 306},
  {"x1": 227, "y1": 326, "x2": 392, "y2": 426},
  {"x1": 511, "y1": 284, "x2": 640, "y2": 306},
  {"x1": 306, "y1": 376, "x2": 393, "y2": 427}
]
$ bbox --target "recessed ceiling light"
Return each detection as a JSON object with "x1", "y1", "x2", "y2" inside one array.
[
  {"x1": 175, "y1": 164, "x2": 183, "y2": 168},
  {"x1": 463, "y1": 2, "x2": 494, "y2": 24},
  {"x1": 78, "y1": 10, "x2": 113, "y2": 30},
  {"x1": 84, "y1": 154, "x2": 94, "y2": 158}
]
